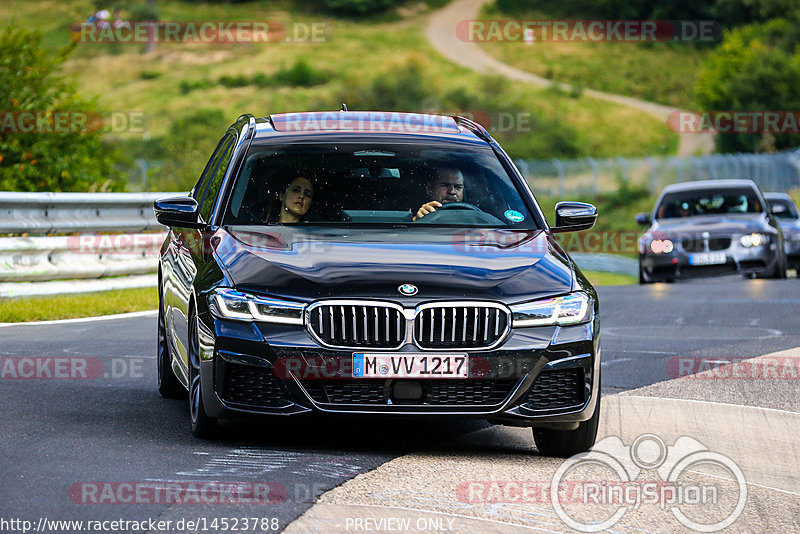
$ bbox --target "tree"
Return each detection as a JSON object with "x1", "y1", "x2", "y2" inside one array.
[
  {"x1": 695, "y1": 18, "x2": 800, "y2": 152},
  {"x1": 0, "y1": 26, "x2": 118, "y2": 191}
]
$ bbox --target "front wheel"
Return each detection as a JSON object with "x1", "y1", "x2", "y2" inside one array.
[
  {"x1": 188, "y1": 313, "x2": 219, "y2": 439},
  {"x1": 533, "y1": 389, "x2": 600, "y2": 458},
  {"x1": 774, "y1": 251, "x2": 787, "y2": 279},
  {"x1": 157, "y1": 301, "x2": 184, "y2": 399},
  {"x1": 638, "y1": 264, "x2": 649, "y2": 284}
]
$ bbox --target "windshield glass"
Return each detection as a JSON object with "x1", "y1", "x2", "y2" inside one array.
[
  {"x1": 767, "y1": 198, "x2": 799, "y2": 220},
  {"x1": 222, "y1": 143, "x2": 536, "y2": 228},
  {"x1": 655, "y1": 188, "x2": 763, "y2": 219}
]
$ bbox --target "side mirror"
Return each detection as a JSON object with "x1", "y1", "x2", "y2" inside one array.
[
  {"x1": 770, "y1": 203, "x2": 787, "y2": 216},
  {"x1": 551, "y1": 201, "x2": 597, "y2": 233},
  {"x1": 153, "y1": 196, "x2": 203, "y2": 228},
  {"x1": 635, "y1": 212, "x2": 652, "y2": 226}
]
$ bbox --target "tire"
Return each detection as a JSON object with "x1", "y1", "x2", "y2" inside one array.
[
  {"x1": 533, "y1": 388, "x2": 601, "y2": 458},
  {"x1": 157, "y1": 299, "x2": 184, "y2": 399},
  {"x1": 638, "y1": 264, "x2": 650, "y2": 284},
  {"x1": 188, "y1": 312, "x2": 219, "y2": 439},
  {"x1": 756, "y1": 252, "x2": 787, "y2": 279},
  {"x1": 775, "y1": 252, "x2": 787, "y2": 279}
]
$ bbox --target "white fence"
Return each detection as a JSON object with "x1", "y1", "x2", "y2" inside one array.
[{"x1": 517, "y1": 151, "x2": 800, "y2": 198}]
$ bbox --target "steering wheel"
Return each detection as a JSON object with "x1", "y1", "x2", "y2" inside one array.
[{"x1": 415, "y1": 202, "x2": 483, "y2": 222}]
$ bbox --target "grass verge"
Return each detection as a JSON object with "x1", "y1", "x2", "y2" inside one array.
[
  {"x1": 1, "y1": 0, "x2": 678, "y2": 192},
  {"x1": 0, "y1": 287, "x2": 156, "y2": 323},
  {"x1": 583, "y1": 270, "x2": 637, "y2": 286},
  {"x1": 477, "y1": 3, "x2": 709, "y2": 109}
]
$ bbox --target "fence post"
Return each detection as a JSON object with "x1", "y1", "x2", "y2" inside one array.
[
  {"x1": 616, "y1": 157, "x2": 629, "y2": 184},
  {"x1": 672, "y1": 157, "x2": 683, "y2": 183},
  {"x1": 515, "y1": 158, "x2": 529, "y2": 181},
  {"x1": 647, "y1": 157, "x2": 659, "y2": 194},
  {"x1": 552, "y1": 158, "x2": 565, "y2": 197},
  {"x1": 587, "y1": 157, "x2": 598, "y2": 195}
]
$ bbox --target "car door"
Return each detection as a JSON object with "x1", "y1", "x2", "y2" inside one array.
[{"x1": 164, "y1": 132, "x2": 235, "y2": 372}]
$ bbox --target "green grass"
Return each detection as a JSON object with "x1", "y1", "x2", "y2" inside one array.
[
  {"x1": 583, "y1": 270, "x2": 636, "y2": 286},
  {"x1": 477, "y1": 3, "x2": 709, "y2": 109},
  {"x1": 0, "y1": 287, "x2": 157, "y2": 322},
  {"x1": 2, "y1": 0, "x2": 678, "y2": 192}
]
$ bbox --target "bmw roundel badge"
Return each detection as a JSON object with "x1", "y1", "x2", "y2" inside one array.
[{"x1": 398, "y1": 283, "x2": 418, "y2": 296}]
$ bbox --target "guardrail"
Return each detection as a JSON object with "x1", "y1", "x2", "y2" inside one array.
[
  {"x1": 0, "y1": 192, "x2": 166, "y2": 234},
  {"x1": 1, "y1": 192, "x2": 171, "y2": 299}
]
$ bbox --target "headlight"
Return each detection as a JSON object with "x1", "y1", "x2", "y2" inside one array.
[
  {"x1": 649, "y1": 239, "x2": 674, "y2": 254},
  {"x1": 208, "y1": 288, "x2": 305, "y2": 324},
  {"x1": 510, "y1": 292, "x2": 593, "y2": 328},
  {"x1": 740, "y1": 233, "x2": 766, "y2": 247}
]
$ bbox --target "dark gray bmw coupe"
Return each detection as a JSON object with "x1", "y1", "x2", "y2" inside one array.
[{"x1": 636, "y1": 179, "x2": 786, "y2": 283}]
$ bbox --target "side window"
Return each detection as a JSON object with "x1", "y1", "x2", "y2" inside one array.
[
  {"x1": 192, "y1": 134, "x2": 230, "y2": 201},
  {"x1": 198, "y1": 133, "x2": 235, "y2": 223}
]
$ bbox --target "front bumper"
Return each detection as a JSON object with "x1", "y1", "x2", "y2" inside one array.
[
  {"x1": 198, "y1": 314, "x2": 600, "y2": 427},
  {"x1": 640, "y1": 239, "x2": 780, "y2": 281}
]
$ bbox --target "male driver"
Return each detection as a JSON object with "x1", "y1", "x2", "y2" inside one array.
[{"x1": 413, "y1": 168, "x2": 465, "y2": 221}]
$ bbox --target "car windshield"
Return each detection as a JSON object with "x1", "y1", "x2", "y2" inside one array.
[
  {"x1": 655, "y1": 187, "x2": 763, "y2": 219},
  {"x1": 222, "y1": 143, "x2": 536, "y2": 228},
  {"x1": 767, "y1": 198, "x2": 799, "y2": 220}
]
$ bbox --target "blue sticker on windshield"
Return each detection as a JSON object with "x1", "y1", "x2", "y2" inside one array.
[{"x1": 504, "y1": 210, "x2": 525, "y2": 223}]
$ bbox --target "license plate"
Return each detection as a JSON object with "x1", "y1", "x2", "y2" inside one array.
[
  {"x1": 689, "y1": 252, "x2": 726, "y2": 266},
  {"x1": 352, "y1": 353, "x2": 468, "y2": 379}
]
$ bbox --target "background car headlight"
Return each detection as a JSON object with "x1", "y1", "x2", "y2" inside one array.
[
  {"x1": 740, "y1": 233, "x2": 766, "y2": 247},
  {"x1": 209, "y1": 288, "x2": 305, "y2": 324},
  {"x1": 510, "y1": 292, "x2": 593, "y2": 327},
  {"x1": 650, "y1": 239, "x2": 674, "y2": 254}
]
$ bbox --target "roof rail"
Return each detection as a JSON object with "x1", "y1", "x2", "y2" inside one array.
[
  {"x1": 453, "y1": 115, "x2": 493, "y2": 143},
  {"x1": 233, "y1": 113, "x2": 258, "y2": 137}
]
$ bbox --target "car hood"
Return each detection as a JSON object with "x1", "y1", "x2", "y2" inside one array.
[
  {"x1": 650, "y1": 214, "x2": 772, "y2": 235},
  {"x1": 213, "y1": 226, "x2": 574, "y2": 303}
]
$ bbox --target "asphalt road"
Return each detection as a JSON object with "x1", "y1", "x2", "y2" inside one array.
[{"x1": 1, "y1": 277, "x2": 798, "y2": 532}]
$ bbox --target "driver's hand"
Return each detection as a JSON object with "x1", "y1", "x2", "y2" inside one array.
[{"x1": 413, "y1": 201, "x2": 442, "y2": 221}]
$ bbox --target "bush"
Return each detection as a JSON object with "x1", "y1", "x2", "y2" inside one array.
[
  {"x1": 0, "y1": 26, "x2": 119, "y2": 191},
  {"x1": 273, "y1": 59, "x2": 329, "y2": 87},
  {"x1": 695, "y1": 17, "x2": 800, "y2": 152},
  {"x1": 121, "y1": 108, "x2": 229, "y2": 192},
  {"x1": 322, "y1": 0, "x2": 398, "y2": 15},
  {"x1": 215, "y1": 60, "x2": 330, "y2": 90},
  {"x1": 128, "y1": 3, "x2": 159, "y2": 21},
  {"x1": 491, "y1": 0, "x2": 799, "y2": 28}
]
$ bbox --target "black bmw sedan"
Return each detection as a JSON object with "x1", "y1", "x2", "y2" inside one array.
[
  {"x1": 154, "y1": 111, "x2": 600, "y2": 457},
  {"x1": 636, "y1": 179, "x2": 786, "y2": 283}
]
